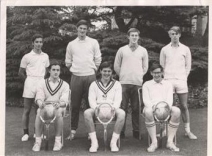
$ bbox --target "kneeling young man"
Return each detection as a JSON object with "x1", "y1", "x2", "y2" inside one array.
[
  {"x1": 32, "y1": 62, "x2": 69, "y2": 152},
  {"x1": 84, "y1": 62, "x2": 125, "y2": 152},
  {"x1": 142, "y1": 63, "x2": 181, "y2": 152}
]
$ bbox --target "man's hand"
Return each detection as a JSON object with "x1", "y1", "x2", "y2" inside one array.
[
  {"x1": 37, "y1": 100, "x2": 45, "y2": 109},
  {"x1": 111, "y1": 106, "x2": 116, "y2": 113},
  {"x1": 53, "y1": 102, "x2": 60, "y2": 109},
  {"x1": 152, "y1": 105, "x2": 156, "y2": 112}
]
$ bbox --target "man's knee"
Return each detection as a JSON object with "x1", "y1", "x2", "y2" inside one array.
[
  {"x1": 143, "y1": 107, "x2": 154, "y2": 121},
  {"x1": 144, "y1": 107, "x2": 153, "y2": 116},
  {"x1": 171, "y1": 106, "x2": 181, "y2": 118},
  {"x1": 116, "y1": 108, "x2": 125, "y2": 120},
  {"x1": 55, "y1": 108, "x2": 65, "y2": 117},
  {"x1": 23, "y1": 104, "x2": 32, "y2": 115},
  {"x1": 84, "y1": 108, "x2": 94, "y2": 120},
  {"x1": 180, "y1": 103, "x2": 188, "y2": 112}
]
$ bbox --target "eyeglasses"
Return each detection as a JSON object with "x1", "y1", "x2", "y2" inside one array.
[
  {"x1": 152, "y1": 72, "x2": 162, "y2": 75},
  {"x1": 170, "y1": 33, "x2": 179, "y2": 35}
]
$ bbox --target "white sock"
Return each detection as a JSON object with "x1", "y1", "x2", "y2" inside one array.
[
  {"x1": 35, "y1": 137, "x2": 42, "y2": 143},
  {"x1": 184, "y1": 123, "x2": 190, "y2": 133},
  {"x1": 71, "y1": 130, "x2": 76, "y2": 134},
  {"x1": 55, "y1": 136, "x2": 61, "y2": 142},
  {"x1": 167, "y1": 121, "x2": 179, "y2": 143},
  {"x1": 145, "y1": 121, "x2": 157, "y2": 144},
  {"x1": 89, "y1": 132, "x2": 98, "y2": 144},
  {"x1": 111, "y1": 132, "x2": 120, "y2": 144}
]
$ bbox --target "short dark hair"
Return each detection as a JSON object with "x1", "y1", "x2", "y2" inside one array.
[
  {"x1": 76, "y1": 19, "x2": 89, "y2": 28},
  {"x1": 168, "y1": 26, "x2": 181, "y2": 34},
  {"x1": 48, "y1": 60, "x2": 61, "y2": 70},
  {"x1": 150, "y1": 63, "x2": 163, "y2": 72},
  {"x1": 127, "y1": 28, "x2": 140, "y2": 36},
  {"x1": 31, "y1": 34, "x2": 43, "y2": 42},
  {"x1": 99, "y1": 61, "x2": 113, "y2": 71}
]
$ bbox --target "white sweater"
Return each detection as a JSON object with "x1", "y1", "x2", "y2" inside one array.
[
  {"x1": 35, "y1": 78, "x2": 70, "y2": 106},
  {"x1": 114, "y1": 45, "x2": 148, "y2": 86},
  {"x1": 65, "y1": 36, "x2": 102, "y2": 76},
  {"x1": 88, "y1": 79, "x2": 122, "y2": 109},
  {"x1": 160, "y1": 42, "x2": 191, "y2": 81}
]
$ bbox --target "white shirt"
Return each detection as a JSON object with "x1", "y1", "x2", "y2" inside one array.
[
  {"x1": 160, "y1": 42, "x2": 191, "y2": 81},
  {"x1": 20, "y1": 50, "x2": 49, "y2": 77},
  {"x1": 142, "y1": 79, "x2": 173, "y2": 108},
  {"x1": 88, "y1": 79, "x2": 122, "y2": 109}
]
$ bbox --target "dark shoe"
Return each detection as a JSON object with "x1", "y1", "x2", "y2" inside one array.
[
  {"x1": 120, "y1": 132, "x2": 125, "y2": 139},
  {"x1": 133, "y1": 131, "x2": 139, "y2": 139}
]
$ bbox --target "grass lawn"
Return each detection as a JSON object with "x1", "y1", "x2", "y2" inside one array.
[{"x1": 5, "y1": 107, "x2": 207, "y2": 156}]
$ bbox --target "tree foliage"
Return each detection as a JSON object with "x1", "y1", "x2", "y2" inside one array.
[{"x1": 6, "y1": 6, "x2": 208, "y2": 108}]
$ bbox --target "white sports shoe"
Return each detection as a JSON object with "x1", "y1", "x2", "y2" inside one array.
[
  {"x1": 89, "y1": 142, "x2": 99, "y2": 153},
  {"x1": 185, "y1": 132, "x2": 197, "y2": 140},
  {"x1": 32, "y1": 141, "x2": 41, "y2": 152},
  {"x1": 110, "y1": 142, "x2": 119, "y2": 152},
  {"x1": 53, "y1": 140, "x2": 63, "y2": 151},
  {"x1": 147, "y1": 142, "x2": 158, "y2": 152},
  {"x1": 71, "y1": 130, "x2": 76, "y2": 140},
  {"x1": 166, "y1": 142, "x2": 180, "y2": 152},
  {"x1": 21, "y1": 134, "x2": 29, "y2": 141}
]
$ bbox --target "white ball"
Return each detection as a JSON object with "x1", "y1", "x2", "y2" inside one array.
[
  {"x1": 154, "y1": 102, "x2": 170, "y2": 121},
  {"x1": 97, "y1": 104, "x2": 113, "y2": 122},
  {"x1": 41, "y1": 105, "x2": 56, "y2": 121}
]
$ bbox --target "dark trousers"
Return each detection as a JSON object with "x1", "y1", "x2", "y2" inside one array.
[
  {"x1": 121, "y1": 84, "x2": 141, "y2": 133},
  {"x1": 70, "y1": 74, "x2": 96, "y2": 130}
]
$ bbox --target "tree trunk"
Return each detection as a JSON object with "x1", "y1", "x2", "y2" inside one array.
[
  {"x1": 114, "y1": 7, "x2": 128, "y2": 32},
  {"x1": 202, "y1": 14, "x2": 208, "y2": 46}
]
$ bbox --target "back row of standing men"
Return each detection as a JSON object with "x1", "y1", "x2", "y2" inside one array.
[{"x1": 19, "y1": 19, "x2": 197, "y2": 152}]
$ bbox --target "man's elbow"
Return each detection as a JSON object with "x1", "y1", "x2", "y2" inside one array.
[
  {"x1": 18, "y1": 72, "x2": 21, "y2": 77},
  {"x1": 114, "y1": 67, "x2": 119, "y2": 75},
  {"x1": 18, "y1": 71, "x2": 24, "y2": 78},
  {"x1": 65, "y1": 63, "x2": 71, "y2": 69},
  {"x1": 95, "y1": 58, "x2": 102, "y2": 67}
]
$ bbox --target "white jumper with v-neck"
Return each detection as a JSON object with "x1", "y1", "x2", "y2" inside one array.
[
  {"x1": 35, "y1": 78, "x2": 69, "y2": 105},
  {"x1": 88, "y1": 79, "x2": 122, "y2": 109},
  {"x1": 114, "y1": 45, "x2": 148, "y2": 86}
]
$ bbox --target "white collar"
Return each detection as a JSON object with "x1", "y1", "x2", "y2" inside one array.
[{"x1": 48, "y1": 78, "x2": 60, "y2": 83}]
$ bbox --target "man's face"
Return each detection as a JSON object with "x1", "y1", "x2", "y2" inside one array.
[
  {"x1": 151, "y1": 68, "x2": 163, "y2": 83},
  {"x1": 49, "y1": 65, "x2": 60, "y2": 79},
  {"x1": 32, "y1": 38, "x2": 43, "y2": 50},
  {"x1": 169, "y1": 30, "x2": 181, "y2": 43},
  {"x1": 100, "y1": 67, "x2": 113, "y2": 81},
  {"x1": 128, "y1": 32, "x2": 139, "y2": 44},
  {"x1": 77, "y1": 25, "x2": 88, "y2": 38}
]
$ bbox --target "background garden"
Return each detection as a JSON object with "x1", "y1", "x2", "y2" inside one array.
[{"x1": 6, "y1": 6, "x2": 208, "y2": 108}]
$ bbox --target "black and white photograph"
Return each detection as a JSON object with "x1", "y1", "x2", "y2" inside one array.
[{"x1": 1, "y1": 0, "x2": 210, "y2": 155}]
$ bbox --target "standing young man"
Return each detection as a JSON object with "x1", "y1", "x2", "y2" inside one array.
[
  {"x1": 114, "y1": 28, "x2": 148, "y2": 139},
  {"x1": 65, "y1": 19, "x2": 102, "y2": 139},
  {"x1": 32, "y1": 62, "x2": 69, "y2": 152},
  {"x1": 160, "y1": 26, "x2": 197, "y2": 139},
  {"x1": 143, "y1": 63, "x2": 181, "y2": 152},
  {"x1": 19, "y1": 34, "x2": 50, "y2": 141}
]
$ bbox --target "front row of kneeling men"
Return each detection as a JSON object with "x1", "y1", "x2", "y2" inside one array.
[{"x1": 32, "y1": 61, "x2": 181, "y2": 153}]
